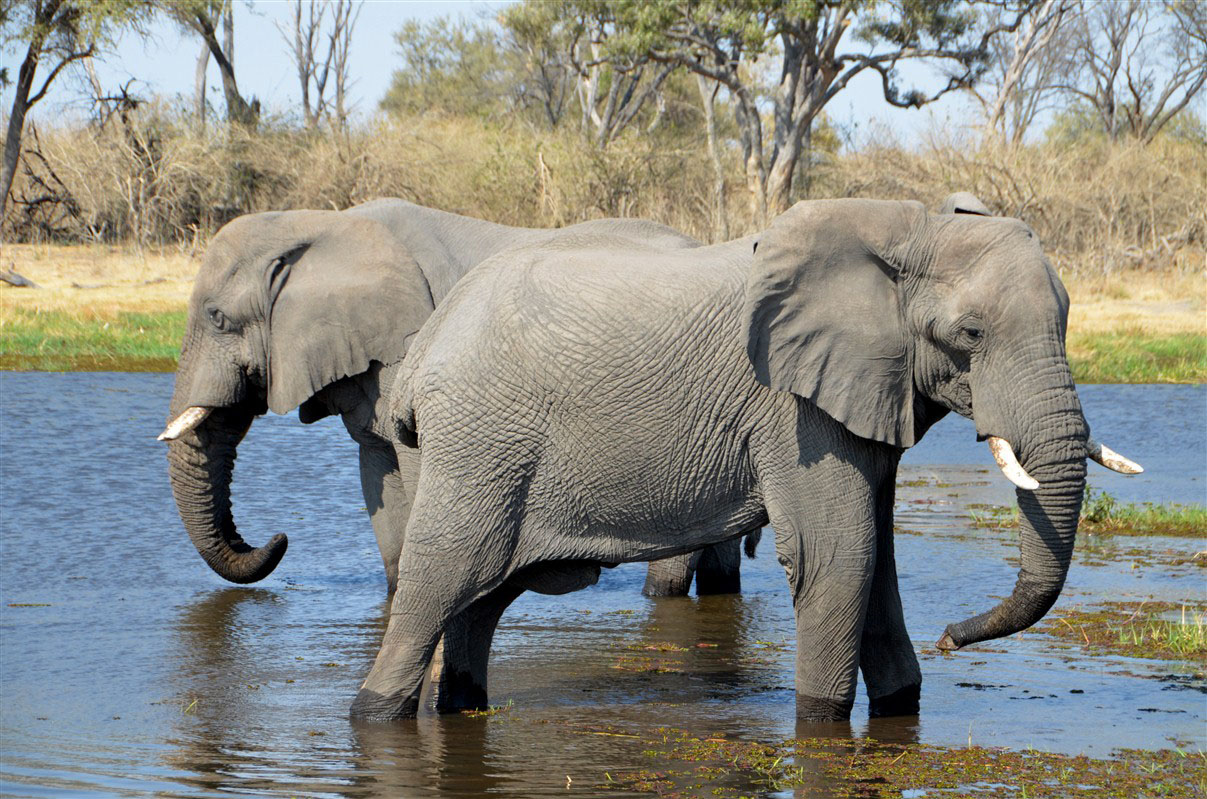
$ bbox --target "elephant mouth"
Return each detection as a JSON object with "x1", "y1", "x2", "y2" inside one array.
[{"x1": 158, "y1": 406, "x2": 214, "y2": 441}]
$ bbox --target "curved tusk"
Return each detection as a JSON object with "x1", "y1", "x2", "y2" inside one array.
[
  {"x1": 1087, "y1": 437, "x2": 1144, "y2": 474},
  {"x1": 158, "y1": 406, "x2": 212, "y2": 441},
  {"x1": 987, "y1": 436, "x2": 1039, "y2": 491}
]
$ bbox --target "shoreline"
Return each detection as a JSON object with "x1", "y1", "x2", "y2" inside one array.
[{"x1": 2, "y1": 243, "x2": 1204, "y2": 382}]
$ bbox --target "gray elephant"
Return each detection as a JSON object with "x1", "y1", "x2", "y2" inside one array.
[
  {"x1": 348, "y1": 197, "x2": 1140, "y2": 722},
  {"x1": 639, "y1": 192, "x2": 992, "y2": 598},
  {"x1": 158, "y1": 198, "x2": 756, "y2": 595}
]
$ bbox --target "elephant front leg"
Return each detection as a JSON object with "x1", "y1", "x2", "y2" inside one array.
[
  {"x1": 860, "y1": 469, "x2": 922, "y2": 718},
  {"x1": 428, "y1": 582, "x2": 525, "y2": 712},
  {"x1": 359, "y1": 444, "x2": 418, "y2": 595},
  {"x1": 764, "y1": 461, "x2": 880, "y2": 722}
]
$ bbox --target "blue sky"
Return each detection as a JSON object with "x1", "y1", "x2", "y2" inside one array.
[{"x1": 6, "y1": 0, "x2": 979, "y2": 147}]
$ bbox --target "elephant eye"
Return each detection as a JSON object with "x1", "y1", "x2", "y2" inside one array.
[
  {"x1": 209, "y1": 307, "x2": 228, "y2": 331},
  {"x1": 962, "y1": 326, "x2": 984, "y2": 342}
]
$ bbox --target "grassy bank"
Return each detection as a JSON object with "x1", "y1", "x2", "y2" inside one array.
[
  {"x1": 1, "y1": 242, "x2": 1203, "y2": 379},
  {"x1": 969, "y1": 490, "x2": 1207, "y2": 538}
]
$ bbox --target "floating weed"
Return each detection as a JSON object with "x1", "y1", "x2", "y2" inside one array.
[
  {"x1": 461, "y1": 698, "x2": 514, "y2": 719},
  {"x1": 1040, "y1": 601, "x2": 1207, "y2": 665},
  {"x1": 590, "y1": 725, "x2": 1207, "y2": 798},
  {"x1": 626, "y1": 642, "x2": 688, "y2": 652}
]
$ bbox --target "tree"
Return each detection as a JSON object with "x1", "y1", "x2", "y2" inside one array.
[
  {"x1": 1060, "y1": 0, "x2": 1206, "y2": 143},
  {"x1": 968, "y1": 0, "x2": 1079, "y2": 146},
  {"x1": 279, "y1": 0, "x2": 361, "y2": 129},
  {"x1": 559, "y1": 0, "x2": 1035, "y2": 220},
  {"x1": 2, "y1": 0, "x2": 148, "y2": 221},
  {"x1": 168, "y1": 0, "x2": 258, "y2": 127},
  {"x1": 380, "y1": 17, "x2": 512, "y2": 118}
]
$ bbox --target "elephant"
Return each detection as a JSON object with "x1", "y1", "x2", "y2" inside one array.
[
  {"x1": 639, "y1": 192, "x2": 992, "y2": 598},
  {"x1": 158, "y1": 199, "x2": 763, "y2": 709},
  {"x1": 348, "y1": 196, "x2": 1141, "y2": 723}
]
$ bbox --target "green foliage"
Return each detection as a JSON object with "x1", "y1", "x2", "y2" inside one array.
[{"x1": 380, "y1": 17, "x2": 514, "y2": 119}]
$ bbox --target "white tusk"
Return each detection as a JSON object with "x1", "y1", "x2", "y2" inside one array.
[
  {"x1": 158, "y1": 406, "x2": 212, "y2": 441},
  {"x1": 1087, "y1": 436, "x2": 1144, "y2": 474},
  {"x1": 987, "y1": 436, "x2": 1040, "y2": 490}
]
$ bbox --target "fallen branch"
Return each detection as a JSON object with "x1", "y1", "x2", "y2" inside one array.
[{"x1": 0, "y1": 269, "x2": 40, "y2": 288}]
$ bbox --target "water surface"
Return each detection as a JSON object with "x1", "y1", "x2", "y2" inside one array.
[{"x1": 1, "y1": 374, "x2": 1203, "y2": 797}]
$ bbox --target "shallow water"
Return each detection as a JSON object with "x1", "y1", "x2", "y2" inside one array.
[{"x1": 1, "y1": 374, "x2": 1203, "y2": 798}]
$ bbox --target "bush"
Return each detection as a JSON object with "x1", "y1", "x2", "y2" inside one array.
[{"x1": 5, "y1": 104, "x2": 1204, "y2": 278}]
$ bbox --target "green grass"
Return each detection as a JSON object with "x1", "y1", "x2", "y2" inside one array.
[
  {"x1": 1041, "y1": 602, "x2": 1207, "y2": 664},
  {"x1": 1, "y1": 309, "x2": 1203, "y2": 382},
  {"x1": 1068, "y1": 330, "x2": 1207, "y2": 383},
  {"x1": 0, "y1": 308, "x2": 185, "y2": 371},
  {"x1": 970, "y1": 489, "x2": 1207, "y2": 538}
]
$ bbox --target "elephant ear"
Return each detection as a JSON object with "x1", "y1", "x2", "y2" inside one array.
[
  {"x1": 939, "y1": 192, "x2": 991, "y2": 216},
  {"x1": 266, "y1": 213, "x2": 435, "y2": 415},
  {"x1": 744, "y1": 199, "x2": 927, "y2": 448}
]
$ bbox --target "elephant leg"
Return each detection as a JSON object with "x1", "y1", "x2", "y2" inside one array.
[
  {"x1": 763, "y1": 453, "x2": 881, "y2": 722},
  {"x1": 429, "y1": 581, "x2": 525, "y2": 713},
  {"x1": 351, "y1": 468, "x2": 517, "y2": 721},
  {"x1": 861, "y1": 466, "x2": 922, "y2": 718},
  {"x1": 694, "y1": 536, "x2": 744, "y2": 595},
  {"x1": 359, "y1": 444, "x2": 418, "y2": 595},
  {"x1": 643, "y1": 549, "x2": 704, "y2": 597}
]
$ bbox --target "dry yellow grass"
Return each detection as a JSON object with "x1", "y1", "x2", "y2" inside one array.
[
  {"x1": 1064, "y1": 270, "x2": 1206, "y2": 338},
  {"x1": 1, "y1": 242, "x2": 197, "y2": 316},
  {"x1": 3, "y1": 241, "x2": 1201, "y2": 339}
]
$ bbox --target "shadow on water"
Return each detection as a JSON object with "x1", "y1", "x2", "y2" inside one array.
[{"x1": 1, "y1": 374, "x2": 1204, "y2": 797}]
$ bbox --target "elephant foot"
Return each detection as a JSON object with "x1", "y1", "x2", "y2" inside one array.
[
  {"x1": 349, "y1": 688, "x2": 420, "y2": 721},
  {"x1": 795, "y1": 694, "x2": 853, "y2": 722},
  {"x1": 431, "y1": 669, "x2": 489, "y2": 713},
  {"x1": 642, "y1": 577, "x2": 693, "y2": 597},
  {"x1": 868, "y1": 683, "x2": 920, "y2": 718}
]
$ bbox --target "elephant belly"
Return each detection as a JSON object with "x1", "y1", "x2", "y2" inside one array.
[{"x1": 511, "y1": 561, "x2": 601, "y2": 595}]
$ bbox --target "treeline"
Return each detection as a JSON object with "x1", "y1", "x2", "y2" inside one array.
[{"x1": 2, "y1": 0, "x2": 1204, "y2": 275}]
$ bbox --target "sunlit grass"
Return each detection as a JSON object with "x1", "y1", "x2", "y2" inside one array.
[
  {"x1": 970, "y1": 489, "x2": 1207, "y2": 538},
  {"x1": 0, "y1": 307, "x2": 184, "y2": 371},
  {"x1": 1068, "y1": 329, "x2": 1207, "y2": 383},
  {"x1": 1113, "y1": 606, "x2": 1207, "y2": 659}
]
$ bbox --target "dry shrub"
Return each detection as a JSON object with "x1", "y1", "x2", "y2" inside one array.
[
  {"x1": 810, "y1": 131, "x2": 1206, "y2": 277},
  {"x1": 4, "y1": 106, "x2": 1203, "y2": 278}
]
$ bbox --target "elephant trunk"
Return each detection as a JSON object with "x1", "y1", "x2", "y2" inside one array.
[
  {"x1": 938, "y1": 366, "x2": 1088, "y2": 650},
  {"x1": 165, "y1": 406, "x2": 287, "y2": 584}
]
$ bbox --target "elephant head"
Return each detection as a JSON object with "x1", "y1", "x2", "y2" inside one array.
[
  {"x1": 745, "y1": 197, "x2": 1140, "y2": 649},
  {"x1": 160, "y1": 210, "x2": 434, "y2": 583}
]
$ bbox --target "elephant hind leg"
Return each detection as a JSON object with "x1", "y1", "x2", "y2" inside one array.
[
  {"x1": 429, "y1": 581, "x2": 526, "y2": 713},
  {"x1": 351, "y1": 469, "x2": 523, "y2": 721},
  {"x1": 643, "y1": 549, "x2": 703, "y2": 597}
]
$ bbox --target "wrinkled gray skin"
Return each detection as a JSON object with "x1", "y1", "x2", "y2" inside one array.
[
  {"x1": 164, "y1": 198, "x2": 753, "y2": 709},
  {"x1": 643, "y1": 193, "x2": 992, "y2": 598},
  {"x1": 354, "y1": 196, "x2": 1097, "y2": 723}
]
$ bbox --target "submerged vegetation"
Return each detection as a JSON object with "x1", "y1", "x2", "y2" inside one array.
[
  {"x1": 580, "y1": 725, "x2": 1207, "y2": 798},
  {"x1": 1040, "y1": 602, "x2": 1207, "y2": 665},
  {"x1": 970, "y1": 489, "x2": 1207, "y2": 539}
]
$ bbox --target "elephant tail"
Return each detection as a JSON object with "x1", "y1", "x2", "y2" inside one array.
[{"x1": 744, "y1": 529, "x2": 762, "y2": 559}]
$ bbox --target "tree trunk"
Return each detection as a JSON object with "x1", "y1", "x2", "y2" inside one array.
[
  {"x1": 696, "y1": 74, "x2": 728, "y2": 241},
  {"x1": 0, "y1": 37, "x2": 42, "y2": 223},
  {"x1": 194, "y1": 39, "x2": 210, "y2": 131}
]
